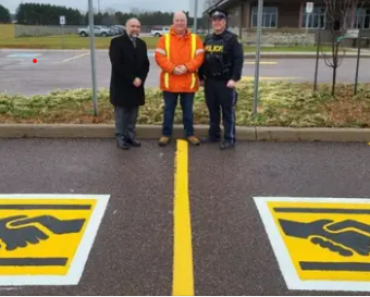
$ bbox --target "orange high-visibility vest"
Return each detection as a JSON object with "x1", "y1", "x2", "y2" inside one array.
[{"x1": 155, "y1": 27, "x2": 204, "y2": 93}]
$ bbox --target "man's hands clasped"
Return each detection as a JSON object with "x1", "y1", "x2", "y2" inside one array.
[{"x1": 173, "y1": 65, "x2": 188, "y2": 75}]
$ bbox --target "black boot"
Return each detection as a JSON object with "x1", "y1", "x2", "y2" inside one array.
[
  {"x1": 116, "y1": 138, "x2": 130, "y2": 150},
  {"x1": 220, "y1": 141, "x2": 235, "y2": 150},
  {"x1": 127, "y1": 138, "x2": 141, "y2": 147},
  {"x1": 201, "y1": 136, "x2": 221, "y2": 143}
]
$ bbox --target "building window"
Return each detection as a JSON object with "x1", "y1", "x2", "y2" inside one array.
[
  {"x1": 355, "y1": 8, "x2": 370, "y2": 29},
  {"x1": 344, "y1": 7, "x2": 370, "y2": 29},
  {"x1": 251, "y1": 7, "x2": 278, "y2": 28},
  {"x1": 301, "y1": 7, "x2": 326, "y2": 28}
]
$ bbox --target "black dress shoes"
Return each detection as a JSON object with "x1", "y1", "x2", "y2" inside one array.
[
  {"x1": 219, "y1": 141, "x2": 235, "y2": 150},
  {"x1": 116, "y1": 138, "x2": 130, "y2": 150},
  {"x1": 201, "y1": 137, "x2": 221, "y2": 143},
  {"x1": 127, "y1": 138, "x2": 141, "y2": 147}
]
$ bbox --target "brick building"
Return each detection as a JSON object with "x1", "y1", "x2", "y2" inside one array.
[{"x1": 204, "y1": 0, "x2": 370, "y2": 45}]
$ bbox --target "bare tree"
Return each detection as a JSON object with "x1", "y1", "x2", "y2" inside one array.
[
  {"x1": 104, "y1": 7, "x2": 118, "y2": 25},
  {"x1": 130, "y1": 7, "x2": 151, "y2": 15},
  {"x1": 106, "y1": 8, "x2": 116, "y2": 15},
  {"x1": 321, "y1": 0, "x2": 367, "y2": 96}
]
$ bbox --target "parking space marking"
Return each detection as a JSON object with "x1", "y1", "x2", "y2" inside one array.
[
  {"x1": 173, "y1": 140, "x2": 194, "y2": 296},
  {"x1": 6, "y1": 53, "x2": 42, "y2": 58},
  {"x1": 0, "y1": 194, "x2": 110, "y2": 286},
  {"x1": 61, "y1": 52, "x2": 90, "y2": 63},
  {"x1": 244, "y1": 61, "x2": 278, "y2": 65},
  {"x1": 254, "y1": 196, "x2": 370, "y2": 292},
  {"x1": 241, "y1": 76, "x2": 297, "y2": 81}
]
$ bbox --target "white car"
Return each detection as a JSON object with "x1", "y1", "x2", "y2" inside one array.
[
  {"x1": 150, "y1": 26, "x2": 170, "y2": 37},
  {"x1": 78, "y1": 26, "x2": 112, "y2": 37}
]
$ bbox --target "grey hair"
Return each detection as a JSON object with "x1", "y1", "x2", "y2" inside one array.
[{"x1": 126, "y1": 18, "x2": 140, "y2": 27}]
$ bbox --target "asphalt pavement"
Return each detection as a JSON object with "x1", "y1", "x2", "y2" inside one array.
[
  {"x1": 0, "y1": 138, "x2": 370, "y2": 295},
  {"x1": 0, "y1": 49, "x2": 369, "y2": 96}
]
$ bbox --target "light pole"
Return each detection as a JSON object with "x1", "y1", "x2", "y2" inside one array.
[
  {"x1": 193, "y1": 0, "x2": 198, "y2": 33},
  {"x1": 88, "y1": 0, "x2": 98, "y2": 116},
  {"x1": 252, "y1": 0, "x2": 263, "y2": 116}
]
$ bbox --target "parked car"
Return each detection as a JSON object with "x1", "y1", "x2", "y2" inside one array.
[
  {"x1": 110, "y1": 25, "x2": 125, "y2": 36},
  {"x1": 150, "y1": 26, "x2": 170, "y2": 37},
  {"x1": 78, "y1": 26, "x2": 112, "y2": 37}
]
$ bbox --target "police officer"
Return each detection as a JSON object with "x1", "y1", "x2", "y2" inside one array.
[{"x1": 199, "y1": 8, "x2": 244, "y2": 150}]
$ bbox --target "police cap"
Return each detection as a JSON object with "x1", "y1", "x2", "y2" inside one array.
[{"x1": 209, "y1": 8, "x2": 227, "y2": 19}]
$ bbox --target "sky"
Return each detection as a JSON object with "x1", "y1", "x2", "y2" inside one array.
[{"x1": 2, "y1": 0, "x2": 207, "y2": 15}]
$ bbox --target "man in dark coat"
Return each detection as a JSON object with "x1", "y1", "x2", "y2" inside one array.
[{"x1": 109, "y1": 18, "x2": 150, "y2": 149}]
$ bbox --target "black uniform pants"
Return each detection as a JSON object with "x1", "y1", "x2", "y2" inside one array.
[{"x1": 204, "y1": 79, "x2": 238, "y2": 143}]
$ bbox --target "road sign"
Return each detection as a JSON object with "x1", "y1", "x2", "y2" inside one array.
[
  {"x1": 306, "y1": 2, "x2": 314, "y2": 13},
  {"x1": 304, "y1": 2, "x2": 314, "y2": 46},
  {"x1": 0, "y1": 194, "x2": 110, "y2": 285},
  {"x1": 60, "y1": 15, "x2": 66, "y2": 25},
  {"x1": 347, "y1": 29, "x2": 360, "y2": 38},
  {"x1": 254, "y1": 196, "x2": 370, "y2": 292},
  {"x1": 60, "y1": 16, "x2": 65, "y2": 49}
]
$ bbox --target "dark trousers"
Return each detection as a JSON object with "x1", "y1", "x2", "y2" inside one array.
[
  {"x1": 162, "y1": 91, "x2": 195, "y2": 137},
  {"x1": 114, "y1": 105, "x2": 139, "y2": 141},
  {"x1": 204, "y1": 79, "x2": 238, "y2": 143}
]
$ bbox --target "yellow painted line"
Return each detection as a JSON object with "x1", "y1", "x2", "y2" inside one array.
[
  {"x1": 244, "y1": 61, "x2": 278, "y2": 65},
  {"x1": 62, "y1": 51, "x2": 90, "y2": 63},
  {"x1": 241, "y1": 76, "x2": 297, "y2": 81},
  {"x1": 173, "y1": 140, "x2": 194, "y2": 296}
]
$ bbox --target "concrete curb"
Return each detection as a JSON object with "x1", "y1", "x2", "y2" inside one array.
[
  {"x1": 0, "y1": 124, "x2": 369, "y2": 142},
  {"x1": 255, "y1": 127, "x2": 370, "y2": 142}
]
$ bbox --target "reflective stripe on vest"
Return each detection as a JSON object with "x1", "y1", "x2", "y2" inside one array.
[
  {"x1": 190, "y1": 33, "x2": 196, "y2": 89},
  {"x1": 164, "y1": 33, "x2": 170, "y2": 89},
  {"x1": 164, "y1": 33, "x2": 197, "y2": 89}
]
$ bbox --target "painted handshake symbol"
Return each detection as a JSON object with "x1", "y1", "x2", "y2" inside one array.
[
  {"x1": 0, "y1": 215, "x2": 85, "y2": 251},
  {"x1": 279, "y1": 219, "x2": 370, "y2": 257}
]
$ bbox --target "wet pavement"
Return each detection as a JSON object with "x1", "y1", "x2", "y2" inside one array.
[
  {"x1": 0, "y1": 138, "x2": 369, "y2": 295},
  {"x1": 1, "y1": 49, "x2": 370, "y2": 96}
]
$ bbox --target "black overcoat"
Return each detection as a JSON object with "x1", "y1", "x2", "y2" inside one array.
[{"x1": 109, "y1": 33, "x2": 150, "y2": 107}]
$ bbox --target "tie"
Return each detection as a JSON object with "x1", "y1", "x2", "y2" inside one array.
[{"x1": 131, "y1": 37, "x2": 136, "y2": 48}]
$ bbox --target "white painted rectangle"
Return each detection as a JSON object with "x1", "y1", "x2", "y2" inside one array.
[
  {"x1": 0, "y1": 194, "x2": 110, "y2": 286},
  {"x1": 253, "y1": 196, "x2": 370, "y2": 292}
]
